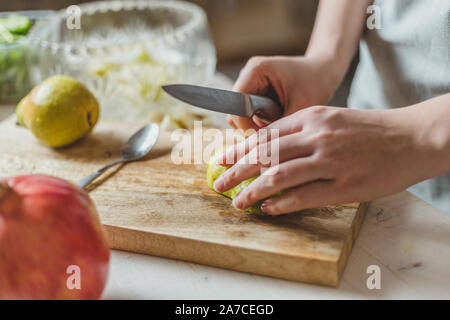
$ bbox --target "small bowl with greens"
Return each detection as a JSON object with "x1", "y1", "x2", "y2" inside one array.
[{"x1": 0, "y1": 11, "x2": 53, "y2": 103}]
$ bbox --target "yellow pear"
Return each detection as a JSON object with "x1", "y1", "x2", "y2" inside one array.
[{"x1": 16, "y1": 76, "x2": 99, "y2": 148}]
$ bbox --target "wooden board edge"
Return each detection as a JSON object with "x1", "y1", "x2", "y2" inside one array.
[
  {"x1": 104, "y1": 224, "x2": 341, "y2": 287},
  {"x1": 336, "y1": 201, "x2": 369, "y2": 280}
]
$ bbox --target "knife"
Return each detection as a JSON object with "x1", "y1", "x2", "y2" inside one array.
[{"x1": 162, "y1": 84, "x2": 283, "y2": 122}]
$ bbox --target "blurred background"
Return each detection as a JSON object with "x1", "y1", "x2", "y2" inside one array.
[
  {"x1": 1, "y1": 0, "x2": 318, "y2": 73},
  {"x1": 0, "y1": 0, "x2": 355, "y2": 107}
]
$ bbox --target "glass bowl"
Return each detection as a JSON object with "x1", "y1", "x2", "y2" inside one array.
[{"x1": 28, "y1": 1, "x2": 217, "y2": 127}]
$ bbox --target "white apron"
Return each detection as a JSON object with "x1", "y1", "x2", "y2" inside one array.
[{"x1": 348, "y1": 0, "x2": 450, "y2": 214}]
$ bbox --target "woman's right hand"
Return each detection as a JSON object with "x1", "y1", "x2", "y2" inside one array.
[{"x1": 228, "y1": 55, "x2": 341, "y2": 130}]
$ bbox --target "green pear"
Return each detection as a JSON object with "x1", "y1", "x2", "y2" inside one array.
[
  {"x1": 16, "y1": 76, "x2": 99, "y2": 148},
  {"x1": 207, "y1": 149, "x2": 282, "y2": 215}
]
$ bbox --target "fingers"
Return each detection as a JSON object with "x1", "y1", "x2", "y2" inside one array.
[
  {"x1": 227, "y1": 115, "x2": 260, "y2": 131},
  {"x1": 229, "y1": 57, "x2": 278, "y2": 131},
  {"x1": 217, "y1": 129, "x2": 259, "y2": 165},
  {"x1": 252, "y1": 115, "x2": 270, "y2": 128},
  {"x1": 226, "y1": 114, "x2": 269, "y2": 131},
  {"x1": 227, "y1": 115, "x2": 237, "y2": 129},
  {"x1": 232, "y1": 157, "x2": 328, "y2": 210},
  {"x1": 260, "y1": 180, "x2": 338, "y2": 215},
  {"x1": 217, "y1": 112, "x2": 305, "y2": 166},
  {"x1": 233, "y1": 57, "x2": 271, "y2": 96},
  {"x1": 214, "y1": 132, "x2": 314, "y2": 192},
  {"x1": 264, "y1": 109, "x2": 305, "y2": 137}
]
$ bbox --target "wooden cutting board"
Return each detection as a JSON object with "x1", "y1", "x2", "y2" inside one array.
[{"x1": 0, "y1": 117, "x2": 367, "y2": 287}]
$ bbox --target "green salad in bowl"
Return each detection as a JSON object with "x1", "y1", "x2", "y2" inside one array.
[
  {"x1": 0, "y1": 11, "x2": 53, "y2": 104},
  {"x1": 0, "y1": 14, "x2": 32, "y2": 103}
]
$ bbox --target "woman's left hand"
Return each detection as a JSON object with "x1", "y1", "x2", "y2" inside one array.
[{"x1": 214, "y1": 105, "x2": 437, "y2": 215}]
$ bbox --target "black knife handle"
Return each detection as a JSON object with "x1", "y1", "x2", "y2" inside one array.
[{"x1": 249, "y1": 94, "x2": 284, "y2": 122}]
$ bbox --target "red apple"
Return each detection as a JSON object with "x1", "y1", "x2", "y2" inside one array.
[{"x1": 0, "y1": 174, "x2": 110, "y2": 299}]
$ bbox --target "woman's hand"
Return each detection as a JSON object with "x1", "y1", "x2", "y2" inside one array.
[
  {"x1": 228, "y1": 0, "x2": 373, "y2": 131},
  {"x1": 215, "y1": 105, "x2": 443, "y2": 215},
  {"x1": 227, "y1": 56, "x2": 341, "y2": 130}
]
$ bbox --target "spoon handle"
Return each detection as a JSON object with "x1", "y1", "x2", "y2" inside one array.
[{"x1": 76, "y1": 158, "x2": 124, "y2": 189}]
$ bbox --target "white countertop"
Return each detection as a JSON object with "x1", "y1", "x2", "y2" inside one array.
[{"x1": 2, "y1": 73, "x2": 449, "y2": 299}]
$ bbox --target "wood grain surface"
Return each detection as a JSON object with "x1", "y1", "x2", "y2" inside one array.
[{"x1": 0, "y1": 116, "x2": 367, "y2": 286}]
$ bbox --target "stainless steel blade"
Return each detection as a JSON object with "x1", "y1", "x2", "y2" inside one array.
[{"x1": 162, "y1": 84, "x2": 253, "y2": 118}]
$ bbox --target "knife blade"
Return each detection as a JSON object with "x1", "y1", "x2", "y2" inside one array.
[{"x1": 162, "y1": 84, "x2": 283, "y2": 122}]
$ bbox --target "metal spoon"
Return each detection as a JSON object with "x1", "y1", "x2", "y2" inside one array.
[{"x1": 77, "y1": 123, "x2": 160, "y2": 188}]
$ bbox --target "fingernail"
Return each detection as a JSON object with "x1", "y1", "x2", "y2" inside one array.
[
  {"x1": 232, "y1": 197, "x2": 243, "y2": 209},
  {"x1": 214, "y1": 178, "x2": 224, "y2": 192},
  {"x1": 261, "y1": 199, "x2": 274, "y2": 215}
]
